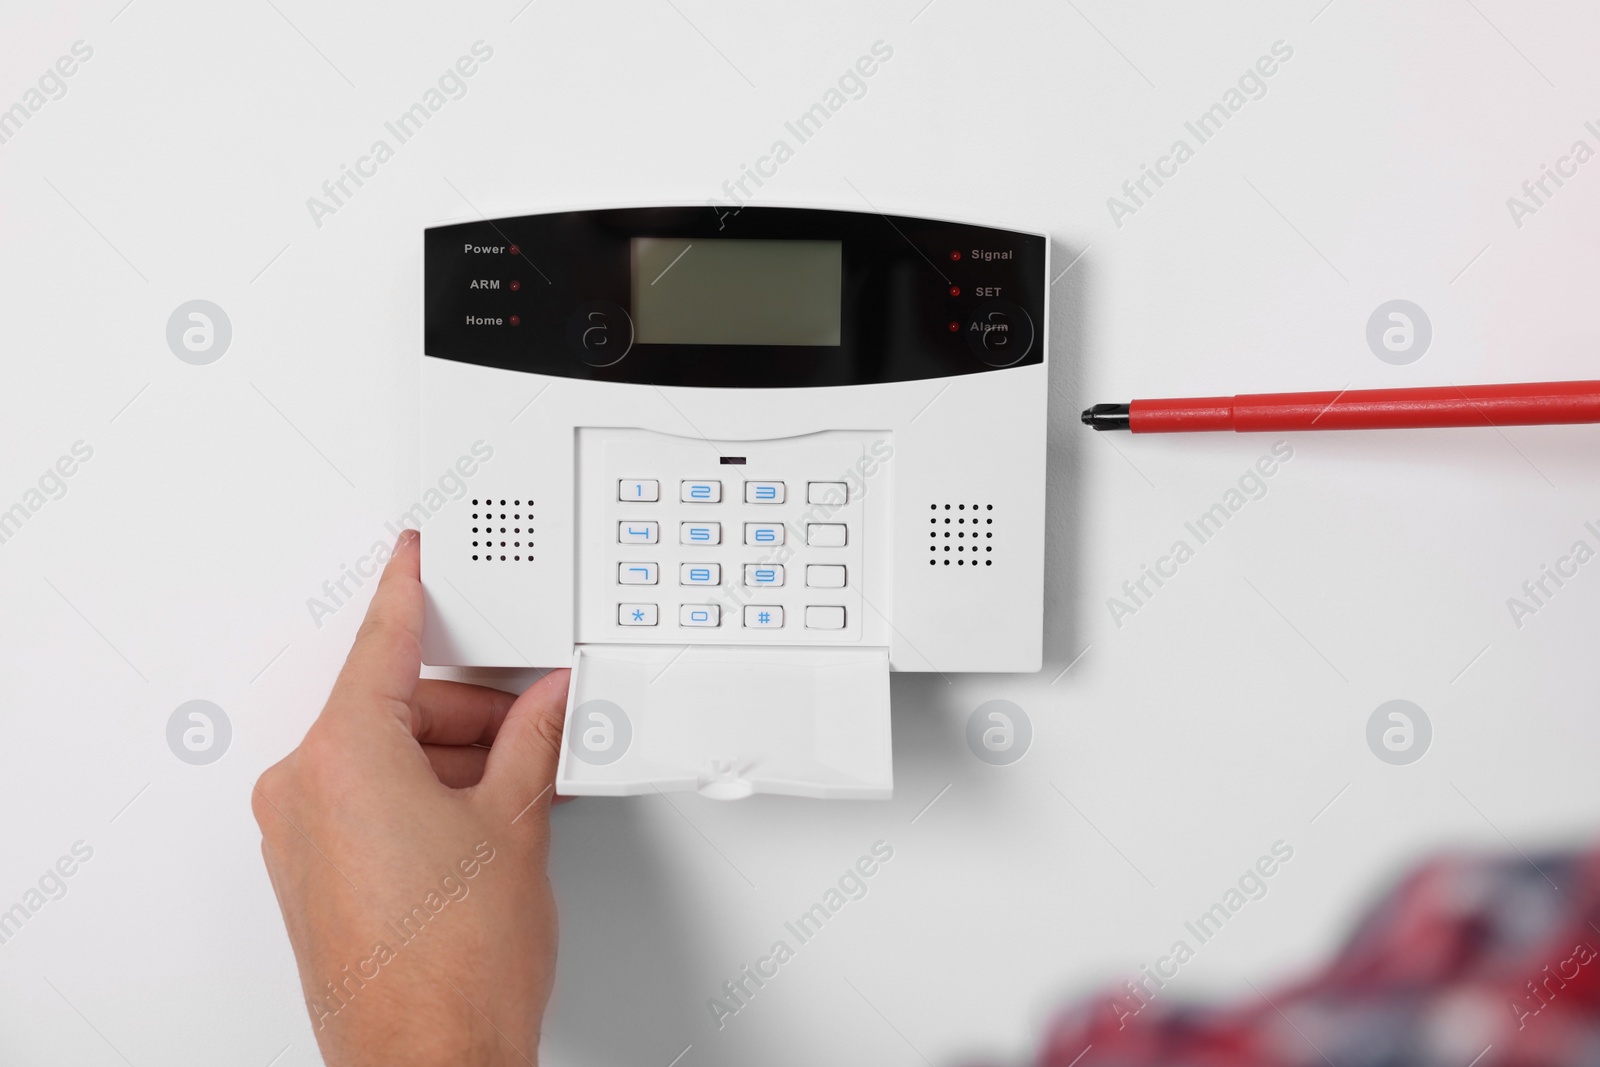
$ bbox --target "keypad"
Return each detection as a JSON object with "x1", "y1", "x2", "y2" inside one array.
[{"x1": 612, "y1": 477, "x2": 851, "y2": 632}]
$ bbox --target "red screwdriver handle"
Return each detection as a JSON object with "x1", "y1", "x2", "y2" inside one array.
[{"x1": 1129, "y1": 380, "x2": 1600, "y2": 433}]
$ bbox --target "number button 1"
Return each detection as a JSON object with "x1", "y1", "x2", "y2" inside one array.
[{"x1": 619, "y1": 479, "x2": 659, "y2": 502}]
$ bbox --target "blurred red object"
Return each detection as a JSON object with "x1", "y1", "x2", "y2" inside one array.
[{"x1": 1032, "y1": 849, "x2": 1600, "y2": 1067}]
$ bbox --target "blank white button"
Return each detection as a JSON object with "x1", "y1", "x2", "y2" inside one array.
[
  {"x1": 743, "y1": 564, "x2": 784, "y2": 587},
  {"x1": 618, "y1": 521, "x2": 659, "y2": 544},
  {"x1": 805, "y1": 605, "x2": 846, "y2": 630},
  {"x1": 681, "y1": 480, "x2": 721, "y2": 503},
  {"x1": 745, "y1": 522, "x2": 785, "y2": 546},
  {"x1": 806, "y1": 523, "x2": 847, "y2": 547},
  {"x1": 680, "y1": 522, "x2": 721, "y2": 545},
  {"x1": 743, "y1": 605, "x2": 784, "y2": 629},
  {"x1": 619, "y1": 479, "x2": 658, "y2": 502},
  {"x1": 806, "y1": 564, "x2": 846, "y2": 588},
  {"x1": 618, "y1": 562, "x2": 658, "y2": 585},
  {"x1": 680, "y1": 563, "x2": 720, "y2": 585},
  {"x1": 745, "y1": 481, "x2": 785, "y2": 504},
  {"x1": 679, "y1": 604, "x2": 720, "y2": 627},
  {"x1": 619, "y1": 603, "x2": 658, "y2": 626},
  {"x1": 808, "y1": 482, "x2": 848, "y2": 505}
]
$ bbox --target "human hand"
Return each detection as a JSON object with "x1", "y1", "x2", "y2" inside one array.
[{"x1": 253, "y1": 530, "x2": 570, "y2": 1066}]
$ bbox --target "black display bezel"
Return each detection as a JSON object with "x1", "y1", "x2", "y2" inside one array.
[{"x1": 424, "y1": 206, "x2": 1044, "y2": 388}]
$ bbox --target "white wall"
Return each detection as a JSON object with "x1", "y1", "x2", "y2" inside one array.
[{"x1": 2, "y1": 1, "x2": 1598, "y2": 1063}]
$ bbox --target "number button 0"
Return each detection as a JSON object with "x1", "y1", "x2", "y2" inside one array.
[{"x1": 679, "y1": 605, "x2": 721, "y2": 627}]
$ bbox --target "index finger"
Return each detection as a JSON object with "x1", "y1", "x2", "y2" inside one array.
[{"x1": 325, "y1": 529, "x2": 424, "y2": 724}]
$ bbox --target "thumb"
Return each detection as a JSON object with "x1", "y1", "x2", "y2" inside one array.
[{"x1": 477, "y1": 668, "x2": 571, "y2": 827}]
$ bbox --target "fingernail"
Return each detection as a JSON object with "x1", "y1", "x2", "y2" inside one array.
[{"x1": 398, "y1": 529, "x2": 420, "y2": 548}]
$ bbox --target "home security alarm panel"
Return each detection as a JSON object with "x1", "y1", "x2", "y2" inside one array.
[{"x1": 421, "y1": 206, "x2": 1047, "y2": 800}]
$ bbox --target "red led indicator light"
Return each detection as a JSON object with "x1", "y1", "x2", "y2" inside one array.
[
  {"x1": 947, "y1": 321, "x2": 960, "y2": 333},
  {"x1": 508, "y1": 244, "x2": 520, "y2": 255},
  {"x1": 949, "y1": 250, "x2": 961, "y2": 262},
  {"x1": 948, "y1": 285, "x2": 961, "y2": 297},
  {"x1": 509, "y1": 315, "x2": 521, "y2": 326},
  {"x1": 510, "y1": 280, "x2": 521, "y2": 291}
]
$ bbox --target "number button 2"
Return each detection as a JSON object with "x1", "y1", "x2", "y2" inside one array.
[{"x1": 681, "y1": 480, "x2": 721, "y2": 503}]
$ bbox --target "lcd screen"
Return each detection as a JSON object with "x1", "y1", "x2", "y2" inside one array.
[{"x1": 631, "y1": 238, "x2": 842, "y2": 346}]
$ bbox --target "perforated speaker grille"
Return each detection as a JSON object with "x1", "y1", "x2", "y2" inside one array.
[
  {"x1": 928, "y1": 502, "x2": 994, "y2": 566},
  {"x1": 470, "y1": 497, "x2": 536, "y2": 562}
]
